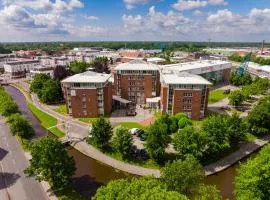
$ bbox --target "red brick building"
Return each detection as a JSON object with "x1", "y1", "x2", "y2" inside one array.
[
  {"x1": 160, "y1": 72, "x2": 212, "y2": 120},
  {"x1": 61, "y1": 71, "x2": 112, "y2": 118},
  {"x1": 114, "y1": 60, "x2": 160, "y2": 104}
]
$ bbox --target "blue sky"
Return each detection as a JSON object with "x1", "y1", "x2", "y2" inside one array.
[{"x1": 0, "y1": 0, "x2": 270, "y2": 42}]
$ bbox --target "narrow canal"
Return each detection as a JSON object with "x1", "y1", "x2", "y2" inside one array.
[{"x1": 5, "y1": 85, "x2": 252, "y2": 199}]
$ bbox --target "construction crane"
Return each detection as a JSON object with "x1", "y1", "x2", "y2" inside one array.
[{"x1": 236, "y1": 52, "x2": 252, "y2": 76}]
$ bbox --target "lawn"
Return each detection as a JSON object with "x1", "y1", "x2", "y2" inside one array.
[
  {"x1": 79, "y1": 114, "x2": 111, "y2": 124},
  {"x1": 114, "y1": 122, "x2": 144, "y2": 129},
  {"x1": 28, "y1": 103, "x2": 65, "y2": 138},
  {"x1": 208, "y1": 89, "x2": 229, "y2": 104},
  {"x1": 53, "y1": 104, "x2": 67, "y2": 115}
]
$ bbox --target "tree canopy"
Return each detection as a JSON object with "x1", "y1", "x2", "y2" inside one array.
[
  {"x1": 87, "y1": 117, "x2": 113, "y2": 150},
  {"x1": 25, "y1": 137, "x2": 76, "y2": 189},
  {"x1": 7, "y1": 113, "x2": 34, "y2": 139},
  {"x1": 92, "y1": 178, "x2": 189, "y2": 200},
  {"x1": 235, "y1": 145, "x2": 270, "y2": 200},
  {"x1": 30, "y1": 74, "x2": 63, "y2": 104},
  {"x1": 247, "y1": 96, "x2": 270, "y2": 135},
  {"x1": 173, "y1": 126, "x2": 206, "y2": 161},
  {"x1": 228, "y1": 90, "x2": 245, "y2": 106},
  {"x1": 69, "y1": 61, "x2": 89, "y2": 74},
  {"x1": 112, "y1": 127, "x2": 133, "y2": 158},
  {"x1": 145, "y1": 122, "x2": 170, "y2": 163},
  {"x1": 0, "y1": 86, "x2": 19, "y2": 117},
  {"x1": 161, "y1": 156, "x2": 204, "y2": 197}
]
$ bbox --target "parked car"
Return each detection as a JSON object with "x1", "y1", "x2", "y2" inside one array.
[
  {"x1": 130, "y1": 128, "x2": 144, "y2": 137},
  {"x1": 130, "y1": 128, "x2": 140, "y2": 135}
]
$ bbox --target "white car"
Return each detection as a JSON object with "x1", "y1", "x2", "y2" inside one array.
[{"x1": 130, "y1": 128, "x2": 140, "y2": 135}]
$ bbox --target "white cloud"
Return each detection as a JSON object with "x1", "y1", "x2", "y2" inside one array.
[
  {"x1": 207, "y1": 9, "x2": 233, "y2": 23},
  {"x1": 83, "y1": 15, "x2": 99, "y2": 20},
  {"x1": 123, "y1": 0, "x2": 161, "y2": 9},
  {"x1": 172, "y1": 0, "x2": 228, "y2": 11},
  {"x1": 122, "y1": 6, "x2": 192, "y2": 35},
  {"x1": 208, "y1": 0, "x2": 228, "y2": 6},
  {"x1": 173, "y1": 0, "x2": 207, "y2": 11},
  {"x1": 193, "y1": 10, "x2": 204, "y2": 16},
  {"x1": 2, "y1": 0, "x2": 84, "y2": 13}
]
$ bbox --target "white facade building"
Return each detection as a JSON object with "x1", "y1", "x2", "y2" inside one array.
[{"x1": 4, "y1": 59, "x2": 39, "y2": 78}]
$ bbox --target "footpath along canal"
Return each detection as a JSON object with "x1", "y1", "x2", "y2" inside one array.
[{"x1": 5, "y1": 85, "x2": 260, "y2": 200}]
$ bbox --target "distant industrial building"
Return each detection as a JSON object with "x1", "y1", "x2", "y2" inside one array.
[
  {"x1": 161, "y1": 60, "x2": 232, "y2": 84},
  {"x1": 248, "y1": 62, "x2": 270, "y2": 79},
  {"x1": 61, "y1": 71, "x2": 112, "y2": 118}
]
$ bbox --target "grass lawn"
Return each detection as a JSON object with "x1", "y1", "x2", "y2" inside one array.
[
  {"x1": 53, "y1": 104, "x2": 67, "y2": 115},
  {"x1": 79, "y1": 114, "x2": 111, "y2": 124},
  {"x1": 114, "y1": 122, "x2": 144, "y2": 129},
  {"x1": 27, "y1": 103, "x2": 65, "y2": 138},
  {"x1": 208, "y1": 89, "x2": 229, "y2": 104},
  {"x1": 244, "y1": 133, "x2": 258, "y2": 142}
]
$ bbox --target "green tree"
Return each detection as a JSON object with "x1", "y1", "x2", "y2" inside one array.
[
  {"x1": 202, "y1": 115, "x2": 231, "y2": 161},
  {"x1": 235, "y1": 145, "x2": 270, "y2": 200},
  {"x1": 53, "y1": 65, "x2": 69, "y2": 80},
  {"x1": 227, "y1": 113, "x2": 246, "y2": 146},
  {"x1": 247, "y1": 96, "x2": 270, "y2": 135},
  {"x1": 69, "y1": 61, "x2": 89, "y2": 73},
  {"x1": 112, "y1": 127, "x2": 133, "y2": 158},
  {"x1": 161, "y1": 156, "x2": 203, "y2": 197},
  {"x1": 229, "y1": 90, "x2": 245, "y2": 106},
  {"x1": 25, "y1": 137, "x2": 75, "y2": 188},
  {"x1": 39, "y1": 79, "x2": 62, "y2": 103},
  {"x1": 92, "y1": 178, "x2": 188, "y2": 200},
  {"x1": 145, "y1": 122, "x2": 170, "y2": 163},
  {"x1": 87, "y1": 117, "x2": 113, "y2": 149},
  {"x1": 7, "y1": 114, "x2": 34, "y2": 139},
  {"x1": 0, "y1": 87, "x2": 19, "y2": 117},
  {"x1": 195, "y1": 185, "x2": 221, "y2": 200},
  {"x1": 175, "y1": 112, "x2": 188, "y2": 121},
  {"x1": 91, "y1": 57, "x2": 110, "y2": 74},
  {"x1": 178, "y1": 117, "x2": 192, "y2": 129},
  {"x1": 173, "y1": 126, "x2": 206, "y2": 161},
  {"x1": 30, "y1": 74, "x2": 51, "y2": 93},
  {"x1": 0, "y1": 100, "x2": 19, "y2": 117}
]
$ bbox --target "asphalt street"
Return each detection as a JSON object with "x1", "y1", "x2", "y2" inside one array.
[{"x1": 0, "y1": 119, "x2": 48, "y2": 200}]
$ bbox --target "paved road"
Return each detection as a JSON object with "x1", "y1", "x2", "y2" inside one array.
[{"x1": 0, "y1": 119, "x2": 48, "y2": 200}]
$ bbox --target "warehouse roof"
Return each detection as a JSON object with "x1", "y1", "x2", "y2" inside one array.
[
  {"x1": 61, "y1": 71, "x2": 111, "y2": 83},
  {"x1": 160, "y1": 60, "x2": 231, "y2": 74}
]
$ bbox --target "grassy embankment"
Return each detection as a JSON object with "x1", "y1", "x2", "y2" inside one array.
[{"x1": 208, "y1": 89, "x2": 229, "y2": 104}]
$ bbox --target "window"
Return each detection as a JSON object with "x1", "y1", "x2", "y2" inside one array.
[
  {"x1": 183, "y1": 99, "x2": 192, "y2": 104},
  {"x1": 82, "y1": 97, "x2": 86, "y2": 102},
  {"x1": 184, "y1": 92, "x2": 193, "y2": 97},
  {"x1": 183, "y1": 105, "x2": 192, "y2": 110}
]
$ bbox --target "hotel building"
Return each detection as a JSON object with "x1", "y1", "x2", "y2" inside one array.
[
  {"x1": 114, "y1": 60, "x2": 160, "y2": 104},
  {"x1": 160, "y1": 71, "x2": 212, "y2": 119},
  {"x1": 61, "y1": 71, "x2": 112, "y2": 118}
]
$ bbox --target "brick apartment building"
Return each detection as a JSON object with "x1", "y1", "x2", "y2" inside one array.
[
  {"x1": 160, "y1": 71, "x2": 211, "y2": 119},
  {"x1": 62, "y1": 60, "x2": 231, "y2": 120},
  {"x1": 114, "y1": 60, "x2": 160, "y2": 104},
  {"x1": 61, "y1": 71, "x2": 112, "y2": 118}
]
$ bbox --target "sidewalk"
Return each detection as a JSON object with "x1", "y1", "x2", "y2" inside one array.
[{"x1": 204, "y1": 134, "x2": 270, "y2": 175}]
